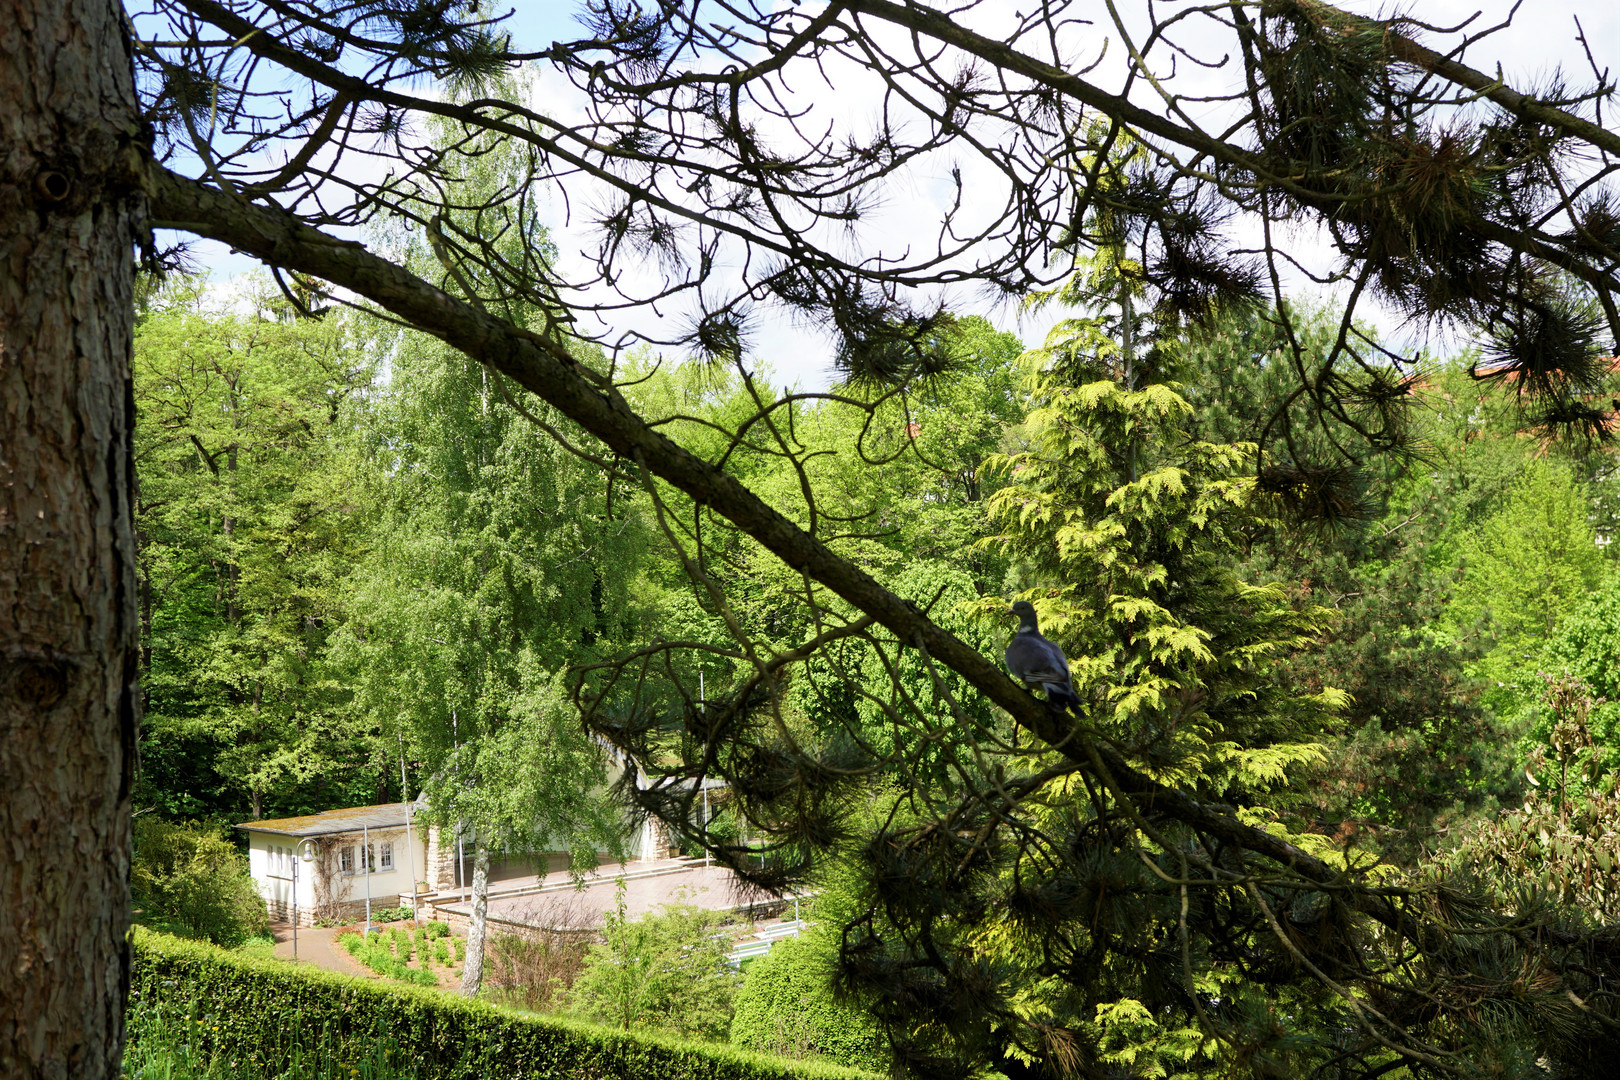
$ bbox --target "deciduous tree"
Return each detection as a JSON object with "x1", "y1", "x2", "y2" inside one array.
[{"x1": 133, "y1": 281, "x2": 378, "y2": 819}]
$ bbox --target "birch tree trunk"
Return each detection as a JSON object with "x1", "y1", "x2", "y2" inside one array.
[
  {"x1": 458, "y1": 841, "x2": 491, "y2": 997},
  {"x1": 0, "y1": 1, "x2": 143, "y2": 1077}
]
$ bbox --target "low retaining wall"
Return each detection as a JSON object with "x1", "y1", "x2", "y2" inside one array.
[{"x1": 266, "y1": 894, "x2": 409, "y2": 927}]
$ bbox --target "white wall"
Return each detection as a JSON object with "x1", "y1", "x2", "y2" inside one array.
[
  {"x1": 320, "y1": 827, "x2": 428, "y2": 906},
  {"x1": 601, "y1": 758, "x2": 674, "y2": 862},
  {"x1": 246, "y1": 828, "x2": 429, "y2": 919},
  {"x1": 246, "y1": 833, "x2": 316, "y2": 915}
]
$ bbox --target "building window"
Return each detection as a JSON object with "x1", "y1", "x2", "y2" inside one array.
[
  {"x1": 339, "y1": 845, "x2": 354, "y2": 873},
  {"x1": 268, "y1": 844, "x2": 293, "y2": 880},
  {"x1": 380, "y1": 841, "x2": 394, "y2": 871}
]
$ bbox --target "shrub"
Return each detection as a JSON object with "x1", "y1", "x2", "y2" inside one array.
[
  {"x1": 339, "y1": 930, "x2": 437, "y2": 986},
  {"x1": 486, "y1": 928, "x2": 592, "y2": 1013},
  {"x1": 425, "y1": 920, "x2": 450, "y2": 938},
  {"x1": 568, "y1": 893, "x2": 741, "y2": 1041},
  {"x1": 130, "y1": 929, "x2": 877, "y2": 1080},
  {"x1": 370, "y1": 904, "x2": 418, "y2": 923},
  {"x1": 416, "y1": 927, "x2": 432, "y2": 965},
  {"x1": 132, "y1": 818, "x2": 269, "y2": 948},
  {"x1": 730, "y1": 936, "x2": 887, "y2": 1073}
]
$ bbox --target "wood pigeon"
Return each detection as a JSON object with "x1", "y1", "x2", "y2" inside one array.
[{"x1": 1004, "y1": 601, "x2": 1081, "y2": 713}]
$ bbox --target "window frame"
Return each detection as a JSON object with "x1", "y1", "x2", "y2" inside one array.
[{"x1": 267, "y1": 843, "x2": 292, "y2": 880}]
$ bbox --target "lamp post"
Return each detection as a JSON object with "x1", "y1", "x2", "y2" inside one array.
[
  {"x1": 363, "y1": 822, "x2": 372, "y2": 936},
  {"x1": 399, "y1": 735, "x2": 420, "y2": 925},
  {"x1": 293, "y1": 838, "x2": 317, "y2": 962}
]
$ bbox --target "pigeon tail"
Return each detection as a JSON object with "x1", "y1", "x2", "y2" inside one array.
[{"x1": 1042, "y1": 683, "x2": 1081, "y2": 714}]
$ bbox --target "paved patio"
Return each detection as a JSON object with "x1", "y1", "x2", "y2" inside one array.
[
  {"x1": 432, "y1": 859, "x2": 774, "y2": 930},
  {"x1": 268, "y1": 921, "x2": 363, "y2": 975}
]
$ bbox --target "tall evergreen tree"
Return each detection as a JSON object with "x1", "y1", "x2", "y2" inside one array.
[{"x1": 1, "y1": 2, "x2": 141, "y2": 1076}]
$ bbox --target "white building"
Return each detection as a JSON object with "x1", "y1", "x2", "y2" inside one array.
[
  {"x1": 238, "y1": 800, "x2": 430, "y2": 926},
  {"x1": 238, "y1": 787, "x2": 694, "y2": 925}
]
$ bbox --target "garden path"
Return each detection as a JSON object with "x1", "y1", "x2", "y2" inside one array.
[{"x1": 268, "y1": 922, "x2": 361, "y2": 975}]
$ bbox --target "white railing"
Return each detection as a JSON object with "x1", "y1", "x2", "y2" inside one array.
[{"x1": 726, "y1": 919, "x2": 809, "y2": 966}]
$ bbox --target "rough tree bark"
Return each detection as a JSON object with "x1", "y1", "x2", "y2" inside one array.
[
  {"x1": 0, "y1": 1, "x2": 143, "y2": 1077},
  {"x1": 458, "y1": 841, "x2": 491, "y2": 997}
]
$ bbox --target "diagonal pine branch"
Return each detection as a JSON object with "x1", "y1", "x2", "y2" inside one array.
[{"x1": 144, "y1": 159, "x2": 1416, "y2": 930}]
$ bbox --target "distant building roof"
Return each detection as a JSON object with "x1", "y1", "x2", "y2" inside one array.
[{"x1": 236, "y1": 800, "x2": 423, "y2": 838}]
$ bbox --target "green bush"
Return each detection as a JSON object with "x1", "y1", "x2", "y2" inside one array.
[
  {"x1": 130, "y1": 929, "x2": 877, "y2": 1080},
  {"x1": 132, "y1": 818, "x2": 270, "y2": 948},
  {"x1": 730, "y1": 936, "x2": 887, "y2": 1073},
  {"x1": 425, "y1": 920, "x2": 450, "y2": 939},
  {"x1": 415, "y1": 926, "x2": 432, "y2": 964},
  {"x1": 370, "y1": 904, "x2": 417, "y2": 923},
  {"x1": 568, "y1": 893, "x2": 742, "y2": 1041}
]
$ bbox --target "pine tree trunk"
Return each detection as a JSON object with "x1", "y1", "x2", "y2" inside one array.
[
  {"x1": 458, "y1": 841, "x2": 491, "y2": 997},
  {"x1": 0, "y1": 1, "x2": 143, "y2": 1077}
]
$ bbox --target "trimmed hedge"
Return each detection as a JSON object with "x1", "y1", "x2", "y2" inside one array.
[{"x1": 130, "y1": 929, "x2": 878, "y2": 1080}]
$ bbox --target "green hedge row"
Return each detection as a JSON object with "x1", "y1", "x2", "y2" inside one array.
[{"x1": 130, "y1": 929, "x2": 878, "y2": 1080}]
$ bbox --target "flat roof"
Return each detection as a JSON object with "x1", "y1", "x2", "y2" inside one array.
[{"x1": 236, "y1": 801, "x2": 422, "y2": 838}]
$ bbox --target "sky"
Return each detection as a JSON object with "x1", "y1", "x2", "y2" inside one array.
[{"x1": 170, "y1": 0, "x2": 1619, "y2": 390}]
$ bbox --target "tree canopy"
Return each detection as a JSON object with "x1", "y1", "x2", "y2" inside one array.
[
  {"x1": 13, "y1": 0, "x2": 1620, "y2": 1077},
  {"x1": 133, "y1": 0, "x2": 1620, "y2": 1073}
]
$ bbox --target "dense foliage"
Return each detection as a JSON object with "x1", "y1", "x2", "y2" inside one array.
[
  {"x1": 14, "y1": 0, "x2": 1620, "y2": 1075},
  {"x1": 567, "y1": 896, "x2": 742, "y2": 1041},
  {"x1": 130, "y1": 819, "x2": 269, "y2": 949},
  {"x1": 730, "y1": 936, "x2": 887, "y2": 1073},
  {"x1": 127, "y1": 272, "x2": 1620, "y2": 1074},
  {"x1": 134, "y1": 283, "x2": 379, "y2": 821}
]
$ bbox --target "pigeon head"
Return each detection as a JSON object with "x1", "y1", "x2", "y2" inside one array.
[{"x1": 1009, "y1": 600, "x2": 1041, "y2": 630}]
